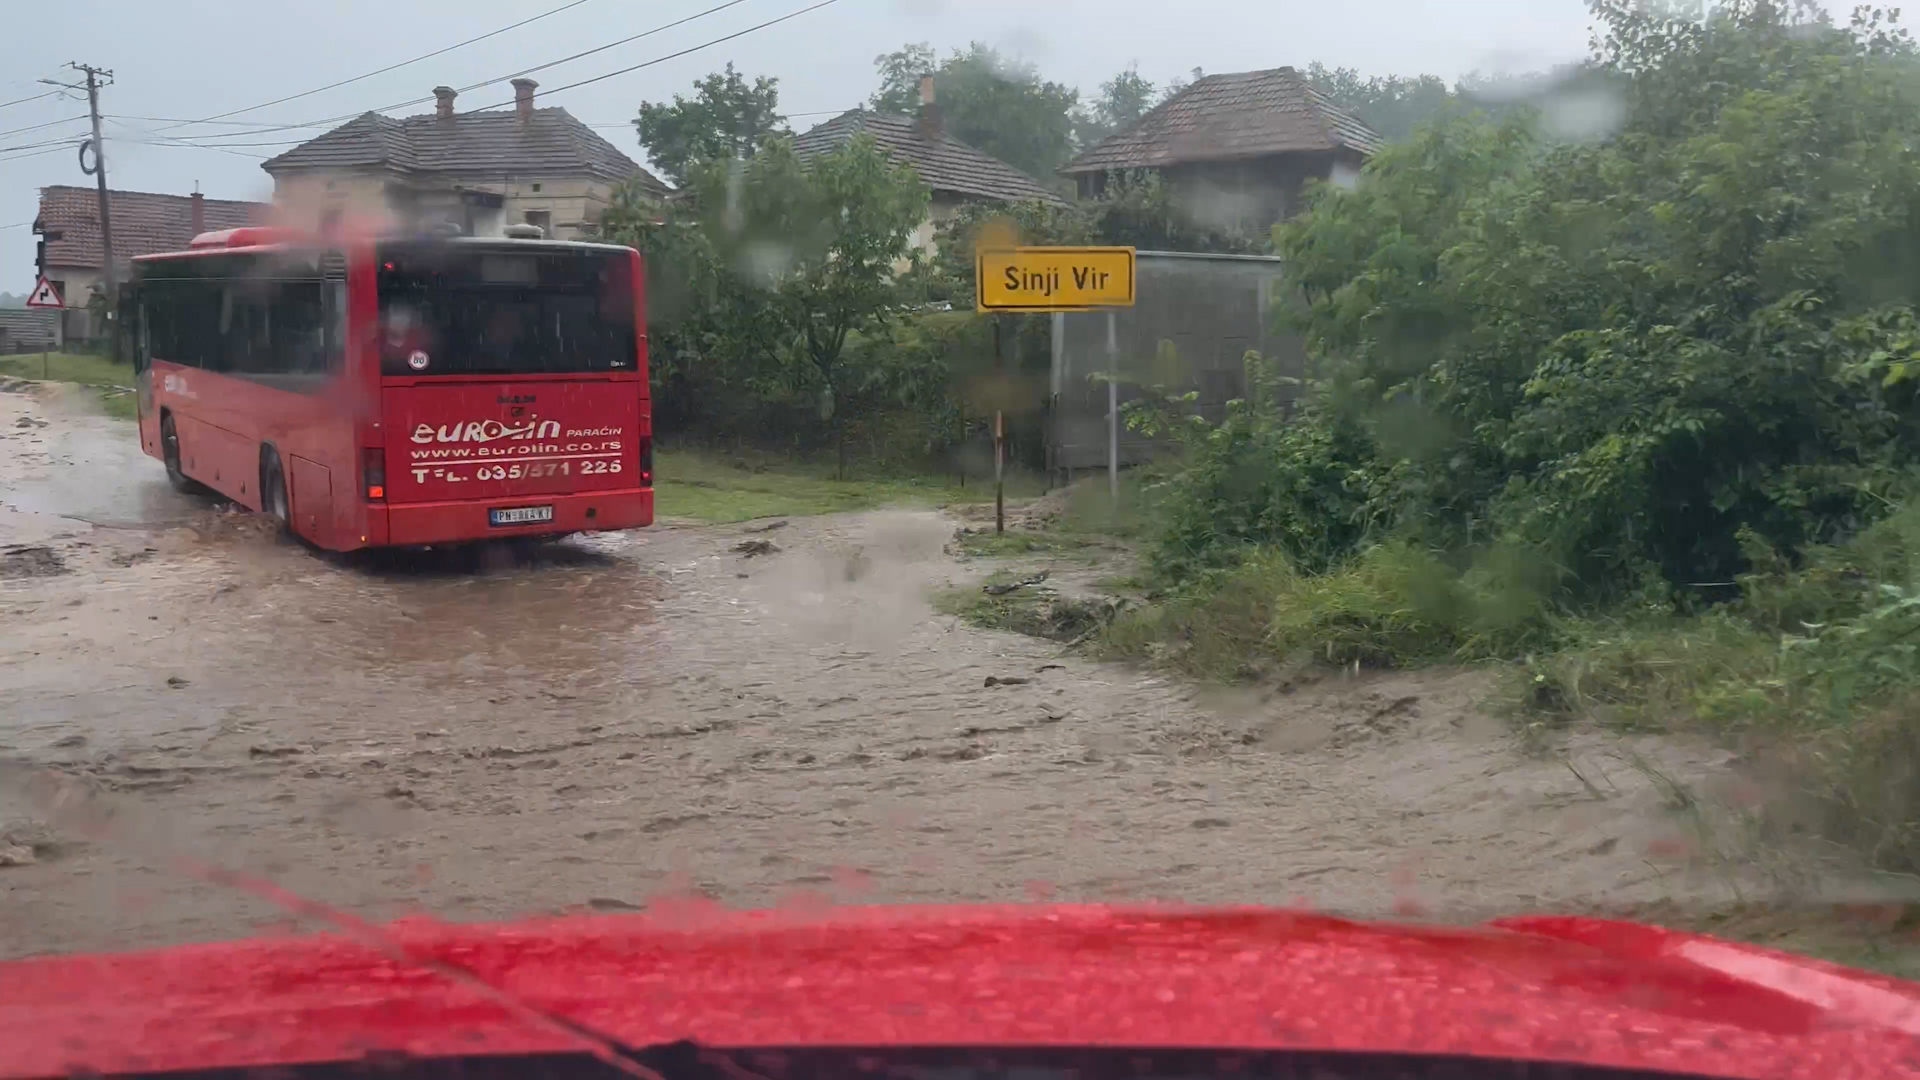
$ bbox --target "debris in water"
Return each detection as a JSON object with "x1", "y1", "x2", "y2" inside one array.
[
  {"x1": 0, "y1": 545, "x2": 66, "y2": 579},
  {"x1": 983, "y1": 571, "x2": 1049, "y2": 595},
  {"x1": 983, "y1": 675, "x2": 1032, "y2": 688},
  {"x1": 732, "y1": 538, "x2": 779, "y2": 557},
  {"x1": 165, "y1": 675, "x2": 190, "y2": 689},
  {"x1": 742, "y1": 520, "x2": 789, "y2": 534},
  {"x1": 0, "y1": 845, "x2": 34, "y2": 868}
]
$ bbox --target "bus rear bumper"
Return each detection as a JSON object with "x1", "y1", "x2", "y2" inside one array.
[{"x1": 369, "y1": 488, "x2": 653, "y2": 548}]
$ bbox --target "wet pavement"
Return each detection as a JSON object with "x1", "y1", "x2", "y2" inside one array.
[
  {"x1": 0, "y1": 383, "x2": 1872, "y2": 958},
  {"x1": 0, "y1": 388, "x2": 201, "y2": 532}
]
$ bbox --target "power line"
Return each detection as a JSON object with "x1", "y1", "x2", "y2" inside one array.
[
  {"x1": 151, "y1": 0, "x2": 601, "y2": 134},
  {"x1": 105, "y1": 118, "x2": 271, "y2": 160},
  {"x1": 0, "y1": 131, "x2": 88, "y2": 157},
  {"x1": 0, "y1": 143, "x2": 77, "y2": 164},
  {"x1": 0, "y1": 113, "x2": 86, "y2": 139},
  {"x1": 464, "y1": 0, "x2": 841, "y2": 112},
  {"x1": 157, "y1": 0, "x2": 761, "y2": 144},
  {"x1": 437, "y1": 0, "x2": 753, "y2": 102},
  {"x1": 0, "y1": 89, "x2": 63, "y2": 112},
  {"x1": 106, "y1": 114, "x2": 333, "y2": 128}
]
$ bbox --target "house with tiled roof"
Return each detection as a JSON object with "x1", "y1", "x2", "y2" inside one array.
[
  {"x1": 1060, "y1": 67, "x2": 1382, "y2": 235},
  {"x1": 261, "y1": 79, "x2": 667, "y2": 240},
  {"x1": 33, "y1": 185, "x2": 270, "y2": 341},
  {"x1": 792, "y1": 77, "x2": 1064, "y2": 253}
]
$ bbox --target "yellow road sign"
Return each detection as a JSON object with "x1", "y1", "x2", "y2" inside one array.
[{"x1": 976, "y1": 246, "x2": 1135, "y2": 312}]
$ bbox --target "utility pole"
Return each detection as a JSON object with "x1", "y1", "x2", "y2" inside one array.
[{"x1": 70, "y1": 63, "x2": 116, "y2": 295}]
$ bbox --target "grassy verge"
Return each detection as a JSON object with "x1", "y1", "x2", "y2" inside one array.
[
  {"x1": 0, "y1": 352, "x2": 137, "y2": 419},
  {"x1": 655, "y1": 447, "x2": 1045, "y2": 524}
]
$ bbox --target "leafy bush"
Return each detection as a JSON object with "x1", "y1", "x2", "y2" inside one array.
[
  {"x1": 1152, "y1": 1, "x2": 1920, "y2": 603},
  {"x1": 1105, "y1": 540, "x2": 1558, "y2": 678}
]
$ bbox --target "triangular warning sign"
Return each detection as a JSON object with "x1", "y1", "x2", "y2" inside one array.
[{"x1": 24, "y1": 276, "x2": 63, "y2": 309}]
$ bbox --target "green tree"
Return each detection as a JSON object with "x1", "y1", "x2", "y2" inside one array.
[
  {"x1": 870, "y1": 42, "x2": 1078, "y2": 179},
  {"x1": 1076, "y1": 64, "x2": 1157, "y2": 147},
  {"x1": 604, "y1": 135, "x2": 929, "y2": 474},
  {"x1": 634, "y1": 63, "x2": 786, "y2": 187},
  {"x1": 1302, "y1": 62, "x2": 1455, "y2": 141},
  {"x1": 1156, "y1": 0, "x2": 1920, "y2": 598}
]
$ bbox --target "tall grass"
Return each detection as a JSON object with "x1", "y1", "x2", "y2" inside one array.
[{"x1": 1102, "y1": 541, "x2": 1558, "y2": 679}]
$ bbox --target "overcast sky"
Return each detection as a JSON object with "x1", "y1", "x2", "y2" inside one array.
[{"x1": 0, "y1": 0, "x2": 1704, "y2": 292}]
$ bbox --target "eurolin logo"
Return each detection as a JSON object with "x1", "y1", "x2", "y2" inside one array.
[{"x1": 410, "y1": 418, "x2": 562, "y2": 445}]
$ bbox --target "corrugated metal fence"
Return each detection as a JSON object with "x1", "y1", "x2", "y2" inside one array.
[{"x1": 1048, "y1": 250, "x2": 1303, "y2": 476}]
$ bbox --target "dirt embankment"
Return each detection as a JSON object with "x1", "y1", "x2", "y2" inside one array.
[{"x1": 0, "y1": 385, "x2": 1882, "y2": 959}]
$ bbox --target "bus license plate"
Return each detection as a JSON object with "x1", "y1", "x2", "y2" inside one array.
[{"x1": 490, "y1": 505, "x2": 554, "y2": 526}]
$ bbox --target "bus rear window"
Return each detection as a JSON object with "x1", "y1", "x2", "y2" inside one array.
[{"x1": 376, "y1": 242, "x2": 637, "y2": 377}]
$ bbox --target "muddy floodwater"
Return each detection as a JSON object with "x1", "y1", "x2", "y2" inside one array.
[{"x1": 0, "y1": 386, "x2": 1870, "y2": 957}]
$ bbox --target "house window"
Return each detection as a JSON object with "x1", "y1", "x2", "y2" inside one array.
[
  {"x1": 524, "y1": 210, "x2": 552, "y2": 236},
  {"x1": 530, "y1": 183, "x2": 542, "y2": 193}
]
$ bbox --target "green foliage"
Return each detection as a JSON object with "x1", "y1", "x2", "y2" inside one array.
[
  {"x1": 0, "y1": 352, "x2": 136, "y2": 419},
  {"x1": 1510, "y1": 504, "x2": 1920, "y2": 871},
  {"x1": 1103, "y1": 540, "x2": 1557, "y2": 679},
  {"x1": 1302, "y1": 62, "x2": 1457, "y2": 141},
  {"x1": 870, "y1": 42, "x2": 1079, "y2": 179},
  {"x1": 599, "y1": 134, "x2": 928, "y2": 473},
  {"x1": 634, "y1": 63, "x2": 787, "y2": 186},
  {"x1": 1154, "y1": 0, "x2": 1920, "y2": 603},
  {"x1": 1076, "y1": 64, "x2": 1157, "y2": 148}
]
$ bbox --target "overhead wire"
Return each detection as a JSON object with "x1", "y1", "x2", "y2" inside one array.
[
  {"x1": 0, "y1": 141, "x2": 83, "y2": 164},
  {"x1": 460, "y1": 0, "x2": 841, "y2": 112},
  {"x1": 0, "y1": 114, "x2": 87, "y2": 140},
  {"x1": 0, "y1": 89, "x2": 64, "y2": 112},
  {"x1": 157, "y1": 0, "x2": 762, "y2": 145},
  {"x1": 149, "y1": 0, "x2": 601, "y2": 134},
  {"x1": 105, "y1": 117, "x2": 271, "y2": 160},
  {"x1": 0, "y1": 131, "x2": 90, "y2": 158}
]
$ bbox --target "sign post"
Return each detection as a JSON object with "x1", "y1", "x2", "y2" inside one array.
[
  {"x1": 25, "y1": 277, "x2": 64, "y2": 380},
  {"x1": 974, "y1": 246, "x2": 1137, "y2": 522}
]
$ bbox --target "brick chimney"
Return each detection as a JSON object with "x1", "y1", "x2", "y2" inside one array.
[
  {"x1": 512, "y1": 78, "x2": 537, "y2": 121},
  {"x1": 189, "y1": 189, "x2": 204, "y2": 235},
  {"x1": 917, "y1": 74, "x2": 941, "y2": 141},
  {"x1": 434, "y1": 85, "x2": 457, "y2": 119}
]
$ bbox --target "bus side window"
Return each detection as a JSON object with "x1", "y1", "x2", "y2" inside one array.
[
  {"x1": 324, "y1": 279, "x2": 346, "y2": 374},
  {"x1": 267, "y1": 278, "x2": 328, "y2": 380}
]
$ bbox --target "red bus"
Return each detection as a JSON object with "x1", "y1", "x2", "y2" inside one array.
[{"x1": 120, "y1": 227, "x2": 653, "y2": 551}]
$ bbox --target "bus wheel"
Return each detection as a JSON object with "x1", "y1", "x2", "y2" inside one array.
[
  {"x1": 159, "y1": 413, "x2": 209, "y2": 496},
  {"x1": 260, "y1": 450, "x2": 291, "y2": 536}
]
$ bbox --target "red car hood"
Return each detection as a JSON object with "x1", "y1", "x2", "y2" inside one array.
[{"x1": 4, "y1": 905, "x2": 1919, "y2": 1080}]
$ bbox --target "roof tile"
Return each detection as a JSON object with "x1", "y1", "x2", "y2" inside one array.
[
  {"x1": 1062, "y1": 67, "x2": 1383, "y2": 175},
  {"x1": 262, "y1": 108, "x2": 667, "y2": 194},
  {"x1": 34, "y1": 185, "x2": 270, "y2": 270},
  {"x1": 792, "y1": 111, "x2": 1064, "y2": 205}
]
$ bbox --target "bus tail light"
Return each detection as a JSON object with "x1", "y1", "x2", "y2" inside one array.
[
  {"x1": 639, "y1": 436, "x2": 653, "y2": 487},
  {"x1": 363, "y1": 448, "x2": 386, "y2": 501}
]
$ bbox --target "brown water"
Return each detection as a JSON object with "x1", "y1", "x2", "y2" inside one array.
[{"x1": 0, "y1": 385, "x2": 1868, "y2": 959}]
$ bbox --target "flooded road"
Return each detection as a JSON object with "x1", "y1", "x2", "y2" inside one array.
[{"x1": 0, "y1": 385, "x2": 1862, "y2": 957}]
